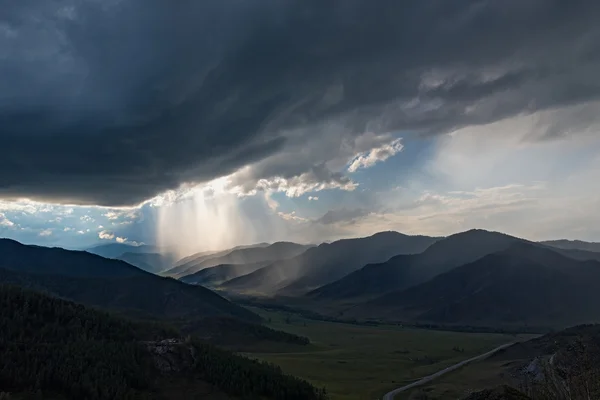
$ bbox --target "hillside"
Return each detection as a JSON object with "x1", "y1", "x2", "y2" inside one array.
[
  {"x1": 0, "y1": 285, "x2": 327, "y2": 400},
  {"x1": 0, "y1": 239, "x2": 258, "y2": 322},
  {"x1": 168, "y1": 242, "x2": 312, "y2": 279},
  {"x1": 167, "y1": 243, "x2": 270, "y2": 275},
  {"x1": 348, "y1": 243, "x2": 600, "y2": 327},
  {"x1": 118, "y1": 251, "x2": 176, "y2": 273},
  {"x1": 180, "y1": 261, "x2": 270, "y2": 286},
  {"x1": 221, "y1": 231, "x2": 439, "y2": 296},
  {"x1": 0, "y1": 238, "x2": 146, "y2": 278},
  {"x1": 310, "y1": 229, "x2": 524, "y2": 302}
]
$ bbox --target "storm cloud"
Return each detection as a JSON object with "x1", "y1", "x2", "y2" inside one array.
[{"x1": 2, "y1": 0, "x2": 600, "y2": 206}]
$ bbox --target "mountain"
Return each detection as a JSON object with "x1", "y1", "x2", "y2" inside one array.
[
  {"x1": 118, "y1": 251, "x2": 176, "y2": 273},
  {"x1": 164, "y1": 242, "x2": 271, "y2": 277},
  {"x1": 0, "y1": 238, "x2": 258, "y2": 321},
  {"x1": 348, "y1": 243, "x2": 600, "y2": 327},
  {"x1": 86, "y1": 242, "x2": 160, "y2": 259},
  {"x1": 0, "y1": 285, "x2": 326, "y2": 400},
  {"x1": 0, "y1": 238, "x2": 146, "y2": 278},
  {"x1": 180, "y1": 261, "x2": 270, "y2": 286},
  {"x1": 310, "y1": 229, "x2": 525, "y2": 301},
  {"x1": 541, "y1": 239, "x2": 600, "y2": 253},
  {"x1": 221, "y1": 231, "x2": 440, "y2": 295},
  {"x1": 168, "y1": 242, "x2": 312, "y2": 279}
]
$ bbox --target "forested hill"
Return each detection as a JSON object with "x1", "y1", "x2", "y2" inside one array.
[{"x1": 0, "y1": 285, "x2": 328, "y2": 400}]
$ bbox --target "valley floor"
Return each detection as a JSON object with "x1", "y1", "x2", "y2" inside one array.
[{"x1": 243, "y1": 307, "x2": 533, "y2": 400}]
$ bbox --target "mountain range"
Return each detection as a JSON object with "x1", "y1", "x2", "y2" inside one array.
[
  {"x1": 346, "y1": 242, "x2": 600, "y2": 327},
  {"x1": 3, "y1": 229, "x2": 600, "y2": 332},
  {"x1": 221, "y1": 231, "x2": 440, "y2": 295},
  {"x1": 196, "y1": 230, "x2": 600, "y2": 329}
]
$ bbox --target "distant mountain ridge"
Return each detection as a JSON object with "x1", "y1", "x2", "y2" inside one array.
[
  {"x1": 86, "y1": 242, "x2": 161, "y2": 259},
  {"x1": 541, "y1": 239, "x2": 600, "y2": 253},
  {"x1": 180, "y1": 261, "x2": 271, "y2": 287},
  {"x1": 221, "y1": 231, "x2": 440, "y2": 295},
  {"x1": 167, "y1": 242, "x2": 313, "y2": 279},
  {"x1": 118, "y1": 251, "x2": 176, "y2": 273},
  {"x1": 173, "y1": 243, "x2": 270, "y2": 268},
  {"x1": 86, "y1": 242, "x2": 177, "y2": 273}
]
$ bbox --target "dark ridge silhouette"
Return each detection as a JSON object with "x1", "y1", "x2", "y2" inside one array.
[
  {"x1": 310, "y1": 229, "x2": 524, "y2": 301},
  {"x1": 0, "y1": 238, "x2": 258, "y2": 322}
]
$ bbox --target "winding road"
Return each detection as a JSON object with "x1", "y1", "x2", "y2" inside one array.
[{"x1": 382, "y1": 342, "x2": 515, "y2": 400}]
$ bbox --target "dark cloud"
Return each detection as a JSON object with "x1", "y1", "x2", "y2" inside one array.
[
  {"x1": 316, "y1": 208, "x2": 370, "y2": 225},
  {"x1": 1, "y1": 0, "x2": 600, "y2": 205}
]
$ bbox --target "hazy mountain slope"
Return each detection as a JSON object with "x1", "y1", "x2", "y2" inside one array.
[
  {"x1": 86, "y1": 242, "x2": 160, "y2": 259},
  {"x1": 169, "y1": 242, "x2": 312, "y2": 279},
  {"x1": 0, "y1": 239, "x2": 258, "y2": 321},
  {"x1": 310, "y1": 229, "x2": 524, "y2": 301},
  {"x1": 541, "y1": 239, "x2": 600, "y2": 253},
  {"x1": 349, "y1": 243, "x2": 600, "y2": 327},
  {"x1": 180, "y1": 261, "x2": 270, "y2": 286},
  {"x1": 118, "y1": 251, "x2": 176, "y2": 273},
  {"x1": 164, "y1": 242, "x2": 271, "y2": 277},
  {"x1": 221, "y1": 231, "x2": 440, "y2": 295}
]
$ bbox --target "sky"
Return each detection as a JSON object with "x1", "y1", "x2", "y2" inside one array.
[{"x1": 1, "y1": 0, "x2": 600, "y2": 256}]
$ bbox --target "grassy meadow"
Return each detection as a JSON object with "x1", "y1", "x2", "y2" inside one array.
[{"x1": 244, "y1": 307, "x2": 528, "y2": 400}]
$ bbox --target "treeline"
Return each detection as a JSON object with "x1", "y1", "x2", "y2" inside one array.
[
  {"x1": 191, "y1": 339, "x2": 326, "y2": 400},
  {"x1": 182, "y1": 316, "x2": 310, "y2": 346},
  {"x1": 0, "y1": 285, "x2": 327, "y2": 400},
  {"x1": 236, "y1": 298, "x2": 547, "y2": 334},
  {"x1": 0, "y1": 285, "x2": 162, "y2": 399}
]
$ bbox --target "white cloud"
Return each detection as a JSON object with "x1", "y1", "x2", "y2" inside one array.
[
  {"x1": 264, "y1": 192, "x2": 279, "y2": 211},
  {"x1": 277, "y1": 211, "x2": 309, "y2": 223},
  {"x1": 115, "y1": 237, "x2": 127, "y2": 243},
  {"x1": 348, "y1": 138, "x2": 403, "y2": 172},
  {"x1": 243, "y1": 174, "x2": 358, "y2": 198},
  {"x1": 98, "y1": 230, "x2": 115, "y2": 240},
  {"x1": 103, "y1": 209, "x2": 140, "y2": 220},
  {"x1": 0, "y1": 213, "x2": 15, "y2": 227},
  {"x1": 38, "y1": 229, "x2": 52, "y2": 237},
  {"x1": 308, "y1": 196, "x2": 319, "y2": 201}
]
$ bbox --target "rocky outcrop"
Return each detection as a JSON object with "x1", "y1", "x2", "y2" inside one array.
[
  {"x1": 464, "y1": 385, "x2": 531, "y2": 400},
  {"x1": 144, "y1": 338, "x2": 197, "y2": 373}
]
